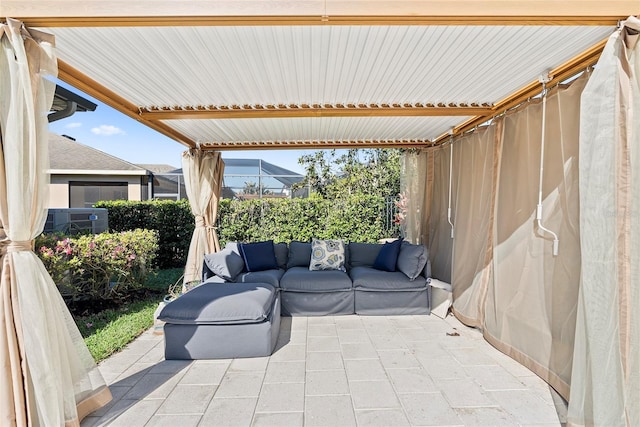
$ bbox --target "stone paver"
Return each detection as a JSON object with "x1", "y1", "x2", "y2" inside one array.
[
  {"x1": 200, "y1": 397, "x2": 257, "y2": 426},
  {"x1": 305, "y1": 395, "x2": 357, "y2": 427},
  {"x1": 305, "y1": 369, "x2": 350, "y2": 396},
  {"x1": 81, "y1": 315, "x2": 566, "y2": 426}
]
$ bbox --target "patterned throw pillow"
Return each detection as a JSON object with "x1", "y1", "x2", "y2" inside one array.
[{"x1": 309, "y1": 239, "x2": 346, "y2": 271}]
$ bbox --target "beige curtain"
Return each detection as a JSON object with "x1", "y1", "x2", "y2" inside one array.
[
  {"x1": 0, "y1": 19, "x2": 111, "y2": 426},
  {"x1": 424, "y1": 145, "x2": 454, "y2": 283},
  {"x1": 568, "y1": 17, "x2": 640, "y2": 427},
  {"x1": 486, "y1": 75, "x2": 586, "y2": 400},
  {"x1": 400, "y1": 151, "x2": 427, "y2": 244},
  {"x1": 182, "y1": 149, "x2": 225, "y2": 285},
  {"x1": 450, "y1": 124, "x2": 501, "y2": 328},
  {"x1": 414, "y1": 73, "x2": 588, "y2": 402}
]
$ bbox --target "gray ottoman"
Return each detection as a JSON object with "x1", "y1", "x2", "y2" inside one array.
[{"x1": 158, "y1": 282, "x2": 280, "y2": 359}]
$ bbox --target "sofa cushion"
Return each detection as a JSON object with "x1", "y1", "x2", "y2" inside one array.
[
  {"x1": 274, "y1": 242, "x2": 288, "y2": 270},
  {"x1": 350, "y1": 266, "x2": 427, "y2": 290},
  {"x1": 310, "y1": 239, "x2": 346, "y2": 271},
  {"x1": 236, "y1": 269, "x2": 284, "y2": 288},
  {"x1": 239, "y1": 240, "x2": 278, "y2": 272},
  {"x1": 348, "y1": 242, "x2": 383, "y2": 268},
  {"x1": 397, "y1": 242, "x2": 429, "y2": 281},
  {"x1": 228, "y1": 241, "x2": 287, "y2": 268},
  {"x1": 203, "y1": 247, "x2": 245, "y2": 281},
  {"x1": 280, "y1": 267, "x2": 352, "y2": 292},
  {"x1": 159, "y1": 282, "x2": 276, "y2": 325},
  {"x1": 287, "y1": 241, "x2": 312, "y2": 268},
  {"x1": 225, "y1": 241, "x2": 241, "y2": 254},
  {"x1": 372, "y1": 239, "x2": 403, "y2": 272}
]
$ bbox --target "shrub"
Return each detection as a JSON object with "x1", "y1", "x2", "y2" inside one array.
[
  {"x1": 92, "y1": 196, "x2": 396, "y2": 270},
  {"x1": 95, "y1": 200, "x2": 194, "y2": 269},
  {"x1": 36, "y1": 229, "x2": 158, "y2": 302},
  {"x1": 217, "y1": 194, "x2": 394, "y2": 244}
]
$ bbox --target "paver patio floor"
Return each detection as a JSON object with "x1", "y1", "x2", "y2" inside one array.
[{"x1": 81, "y1": 314, "x2": 567, "y2": 427}]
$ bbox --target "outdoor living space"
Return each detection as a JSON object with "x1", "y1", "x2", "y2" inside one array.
[
  {"x1": 82, "y1": 314, "x2": 567, "y2": 427},
  {"x1": 5, "y1": 3, "x2": 640, "y2": 427}
]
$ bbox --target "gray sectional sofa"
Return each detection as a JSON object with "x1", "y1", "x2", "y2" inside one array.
[
  {"x1": 159, "y1": 239, "x2": 432, "y2": 359},
  {"x1": 202, "y1": 239, "x2": 432, "y2": 316}
]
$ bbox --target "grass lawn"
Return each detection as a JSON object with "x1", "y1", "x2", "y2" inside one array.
[{"x1": 74, "y1": 268, "x2": 183, "y2": 363}]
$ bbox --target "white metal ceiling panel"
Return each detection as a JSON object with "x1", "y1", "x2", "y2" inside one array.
[
  {"x1": 50, "y1": 25, "x2": 613, "y2": 107},
  {"x1": 45, "y1": 24, "x2": 614, "y2": 144},
  {"x1": 164, "y1": 116, "x2": 469, "y2": 144}
]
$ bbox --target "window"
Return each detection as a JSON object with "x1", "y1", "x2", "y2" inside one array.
[{"x1": 69, "y1": 181, "x2": 128, "y2": 208}]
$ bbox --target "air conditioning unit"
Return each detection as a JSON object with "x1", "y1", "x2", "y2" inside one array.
[{"x1": 44, "y1": 208, "x2": 109, "y2": 235}]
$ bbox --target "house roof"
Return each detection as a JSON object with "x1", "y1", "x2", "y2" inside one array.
[
  {"x1": 51, "y1": 84, "x2": 97, "y2": 114},
  {"x1": 48, "y1": 133, "x2": 148, "y2": 175},
  {"x1": 137, "y1": 164, "x2": 180, "y2": 174},
  {"x1": 10, "y1": 2, "x2": 638, "y2": 150}
]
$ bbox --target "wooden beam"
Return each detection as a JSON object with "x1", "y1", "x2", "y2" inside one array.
[
  {"x1": 57, "y1": 60, "x2": 196, "y2": 148},
  {"x1": 141, "y1": 105, "x2": 491, "y2": 120},
  {"x1": 14, "y1": 15, "x2": 627, "y2": 28},
  {"x1": 199, "y1": 139, "x2": 433, "y2": 151},
  {"x1": 431, "y1": 37, "x2": 608, "y2": 145},
  {"x1": 6, "y1": 0, "x2": 635, "y2": 27}
]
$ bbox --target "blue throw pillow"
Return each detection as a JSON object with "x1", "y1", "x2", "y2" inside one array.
[
  {"x1": 239, "y1": 240, "x2": 278, "y2": 272},
  {"x1": 372, "y1": 238, "x2": 403, "y2": 272}
]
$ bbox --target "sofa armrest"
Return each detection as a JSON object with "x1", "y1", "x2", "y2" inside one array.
[{"x1": 423, "y1": 257, "x2": 432, "y2": 280}]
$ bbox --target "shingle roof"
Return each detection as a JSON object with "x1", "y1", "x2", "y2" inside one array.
[
  {"x1": 48, "y1": 133, "x2": 147, "y2": 174},
  {"x1": 136, "y1": 164, "x2": 179, "y2": 174}
]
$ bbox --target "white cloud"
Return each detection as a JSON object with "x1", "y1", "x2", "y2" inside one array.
[
  {"x1": 91, "y1": 125, "x2": 125, "y2": 136},
  {"x1": 65, "y1": 122, "x2": 82, "y2": 129}
]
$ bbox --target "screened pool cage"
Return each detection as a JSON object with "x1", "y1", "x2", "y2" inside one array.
[
  {"x1": 149, "y1": 158, "x2": 308, "y2": 200},
  {"x1": 148, "y1": 158, "x2": 400, "y2": 236}
]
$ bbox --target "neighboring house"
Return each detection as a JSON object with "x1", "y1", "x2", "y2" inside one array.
[
  {"x1": 48, "y1": 135, "x2": 306, "y2": 207},
  {"x1": 48, "y1": 83, "x2": 305, "y2": 205},
  {"x1": 48, "y1": 133, "x2": 151, "y2": 208}
]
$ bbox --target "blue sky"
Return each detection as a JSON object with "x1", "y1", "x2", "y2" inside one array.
[{"x1": 48, "y1": 80, "x2": 314, "y2": 174}]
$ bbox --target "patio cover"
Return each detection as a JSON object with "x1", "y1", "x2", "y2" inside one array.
[
  {"x1": 2, "y1": 1, "x2": 639, "y2": 425},
  {"x1": 2, "y1": 1, "x2": 632, "y2": 150}
]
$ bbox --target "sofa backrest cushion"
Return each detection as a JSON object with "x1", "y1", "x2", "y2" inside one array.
[
  {"x1": 239, "y1": 240, "x2": 279, "y2": 272},
  {"x1": 348, "y1": 242, "x2": 383, "y2": 268},
  {"x1": 274, "y1": 242, "x2": 288, "y2": 270},
  {"x1": 397, "y1": 242, "x2": 429, "y2": 281},
  {"x1": 203, "y1": 247, "x2": 245, "y2": 282},
  {"x1": 225, "y1": 241, "x2": 288, "y2": 270},
  {"x1": 372, "y1": 238, "x2": 403, "y2": 272},
  {"x1": 287, "y1": 241, "x2": 312, "y2": 268}
]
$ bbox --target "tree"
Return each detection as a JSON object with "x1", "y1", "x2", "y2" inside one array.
[{"x1": 294, "y1": 149, "x2": 401, "y2": 200}]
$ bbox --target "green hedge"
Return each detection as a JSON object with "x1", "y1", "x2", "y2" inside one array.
[
  {"x1": 217, "y1": 194, "x2": 396, "y2": 245},
  {"x1": 95, "y1": 200, "x2": 194, "y2": 269},
  {"x1": 94, "y1": 197, "x2": 396, "y2": 270},
  {"x1": 36, "y1": 229, "x2": 158, "y2": 302}
]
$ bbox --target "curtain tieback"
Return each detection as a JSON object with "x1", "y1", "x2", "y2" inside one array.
[
  {"x1": 194, "y1": 215, "x2": 216, "y2": 230},
  {"x1": 1, "y1": 240, "x2": 34, "y2": 255}
]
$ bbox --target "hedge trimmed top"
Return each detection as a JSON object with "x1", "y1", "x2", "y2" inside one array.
[{"x1": 96, "y1": 196, "x2": 400, "y2": 270}]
